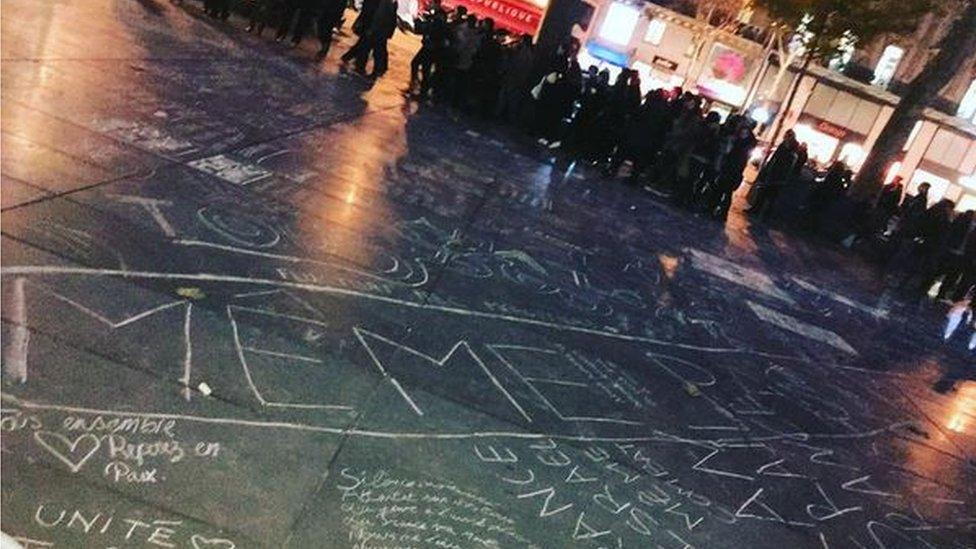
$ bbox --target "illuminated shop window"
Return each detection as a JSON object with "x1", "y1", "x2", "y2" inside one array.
[
  {"x1": 958, "y1": 79, "x2": 976, "y2": 122},
  {"x1": 958, "y1": 194, "x2": 976, "y2": 212},
  {"x1": 644, "y1": 19, "x2": 666, "y2": 45},
  {"x1": 908, "y1": 169, "x2": 951, "y2": 203},
  {"x1": 838, "y1": 142, "x2": 866, "y2": 171},
  {"x1": 599, "y1": 3, "x2": 640, "y2": 46},
  {"x1": 872, "y1": 45, "x2": 904, "y2": 88},
  {"x1": 793, "y1": 124, "x2": 839, "y2": 166},
  {"x1": 961, "y1": 174, "x2": 976, "y2": 191}
]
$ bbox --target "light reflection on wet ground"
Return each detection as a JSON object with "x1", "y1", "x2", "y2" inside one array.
[{"x1": 1, "y1": 1, "x2": 973, "y2": 547}]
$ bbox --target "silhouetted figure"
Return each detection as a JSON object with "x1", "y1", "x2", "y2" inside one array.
[
  {"x1": 935, "y1": 210, "x2": 976, "y2": 300},
  {"x1": 805, "y1": 161, "x2": 850, "y2": 229},
  {"x1": 494, "y1": 34, "x2": 534, "y2": 124},
  {"x1": 749, "y1": 130, "x2": 800, "y2": 219},
  {"x1": 247, "y1": 0, "x2": 284, "y2": 36},
  {"x1": 313, "y1": 0, "x2": 346, "y2": 58},
  {"x1": 275, "y1": 0, "x2": 309, "y2": 44},
  {"x1": 706, "y1": 120, "x2": 757, "y2": 220},
  {"x1": 340, "y1": 0, "x2": 397, "y2": 77},
  {"x1": 409, "y1": 0, "x2": 448, "y2": 96},
  {"x1": 897, "y1": 198, "x2": 955, "y2": 293}
]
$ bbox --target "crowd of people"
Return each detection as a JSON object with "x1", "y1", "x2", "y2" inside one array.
[
  {"x1": 403, "y1": 2, "x2": 763, "y2": 221},
  {"x1": 751, "y1": 132, "x2": 976, "y2": 303},
  {"x1": 194, "y1": 0, "x2": 975, "y2": 309},
  {"x1": 196, "y1": 0, "x2": 765, "y2": 221}
]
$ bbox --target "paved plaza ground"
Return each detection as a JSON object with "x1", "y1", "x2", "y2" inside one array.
[{"x1": 1, "y1": 1, "x2": 974, "y2": 547}]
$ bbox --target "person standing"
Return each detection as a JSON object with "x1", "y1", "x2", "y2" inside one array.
[
  {"x1": 896, "y1": 198, "x2": 954, "y2": 293},
  {"x1": 705, "y1": 120, "x2": 757, "y2": 220},
  {"x1": 877, "y1": 176, "x2": 904, "y2": 217},
  {"x1": 748, "y1": 129, "x2": 799, "y2": 218},
  {"x1": 936, "y1": 210, "x2": 976, "y2": 299},
  {"x1": 247, "y1": 0, "x2": 284, "y2": 36},
  {"x1": 340, "y1": 0, "x2": 397, "y2": 77},
  {"x1": 676, "y1": 111, "x2": 722, "y2": 207},
  {"x1": 451, "y1": 15, "x2": 481, "y2": 108},
  {"x1": 275, "y1": 0, "x2": 307, "y2": 44},
  {"x1": 314, "y1": 0, "x2": 346, "y2": 58},
  {"x1": 804, "y1": 160, "x2": 849, "y2": 230},
  {"x1": 408, "y1": 0, "x2": 448, "y2": 96},
  {"x1": 471, "y1": 20, "x2": 503, "y2": 116},
  {"x1": 494, "y1": 34, "x2": 534, "y2": 125}
]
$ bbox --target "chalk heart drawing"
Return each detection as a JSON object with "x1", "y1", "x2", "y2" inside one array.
[
  {"x1": 33, "y1": 431, "x2": 101, "y2": 473},
  {"x1": 190, "y1": 535, "x2": 236, "y2": 549}
]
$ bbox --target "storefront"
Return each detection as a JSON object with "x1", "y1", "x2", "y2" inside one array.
[
  {"x1": 752, "y1": 63, "x2": 976, "y2": 210},
  {"x1": 576, "y1": 0, "x2": 976, "y2": 211},
  {"x1": 576, "y1": 1, "x2": 765, "y2": 111}
]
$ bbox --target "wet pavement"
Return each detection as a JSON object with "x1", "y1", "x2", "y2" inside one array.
[{"x1": 1, "y1": 1, "x2": 974, "y2": 547}]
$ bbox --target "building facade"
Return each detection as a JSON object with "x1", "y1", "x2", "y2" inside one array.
[{"x1": 573, "y1": 0, "x2": 976, "y2": 209}]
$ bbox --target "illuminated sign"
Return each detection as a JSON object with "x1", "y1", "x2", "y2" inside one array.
[
  {"x1": 438, "y1": 0, "x2": 544, "y2": 35},
  {"x1": 651, "y1": 55, "x2": 678, "y2": 72},
  {"x1": 586, "y1": 42, "x2": 630, "y2": 66},
  {"x1": 696, "y1": 43, "x2": 753, "y2": 107},
  {"x1": 815, "y1": 120, "x2": 849, "y2": 140}
]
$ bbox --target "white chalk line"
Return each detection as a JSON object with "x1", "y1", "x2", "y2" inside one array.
[
  {"x1": 352, "y1": 327, "x2": 424, "y2": 416},
  {"x1": 175, "y1": 239, "x2": 429, "y2": 288},
  {"x1": 0, "y1": 265, "x2": 769, "y2": 356},
  {"x1": 4, "y1": 278, "x2": 29, "y2": 383},
  {"x1": 242, "y1": 347, "x2": 323, "y2": 363},
  {"x1": 352, "y1": 328, "x2": 532, "y2": 421},
  {"x1": 0, "y1": 394, "x2": 916, "y2": 446},
  {"x1": 229, "y1": 304, "x2": 330, "y2": 328},
  {"x1": 28, "y1": 280, "x2": 185, "y2": 329},
  {"x1": 0, "y1": 393, "x2": 698, "y2": 443},
  {"x1": 227, "y1": 306, "x2": 350, "y2": 411},
  {"x1": 486, "y1": 344, "x2": 644, "y2": 426},
  {"x1": 180, "y1": 302, "x2": 193, "y2": 401}
]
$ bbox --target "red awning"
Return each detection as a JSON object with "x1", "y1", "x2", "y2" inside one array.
[{"x1": 440, "y1": 0, "x2": 544, "y2": 36}]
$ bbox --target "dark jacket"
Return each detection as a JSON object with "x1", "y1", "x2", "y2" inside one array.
[
  {"x1": 352, "y1": 0, "x2": 379, "y2": 36},
  {"x1": 367, "y1": 0, "x2": 397, "y2": 40}
]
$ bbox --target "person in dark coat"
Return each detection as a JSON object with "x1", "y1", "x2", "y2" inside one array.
[
  {"x1": 877, "y1": 176, "x2": 904, "y2": 217},
  {"x1": 351, "y1": 0, "x2": 379, "y2": 37},
  {"x1": 494, "y1": 34, "x2": 535, "y2": 124},
  {"x1": 471, "y1": 19, "x2": 503, "y2": 116},
  {"x1": 868, "y1": 175, "x2": 904, "y2": 235},
  {"x1": 654, "y1": 94, "x2": 702, "y2": 188},
  {"x1": 566, "y1": 68, "x2": 610, "y2": 161},
  {"x1": 748, "y1": 129, "x2": 799, "y2": 218},
  {"x1": 340, "y1": 0, "x2": 397, "y2": 77},
  {"x1": 275, "y1": 0, "x2": 310, "y2": 44},
  {"x1": 675, "y1": 110, "x2": 721, "y2": 207},
  {"x1": 897, "y1": 198, "x2": 954, "y2": 293},
  {"x1": 313, "y1": 0, "x2": 346, "y2": 58},
  {"x1": 804, "y1": 161, "x2": 849, "y2": 229},
  {"x1": 935, "y1": 210, "x2": 976, "y2": 299},
  {"x1": 704, "y1": 121, "x2": 757, "y2": 220},
  {"x1": 593, "y1": 70, "x2": 641, "y2": 166},
  {"x1": 534, "y1": 61, "x2": 581, "y2": 146},
  {"x1": 408, "y1": 0, "x2": 448, "y2": 96},
  {"x1": 623, "y1": 89, "x2": 673, "y2": 185},
  {"x1": 247, "y1": 0, "x2": 284, "y2": 36}
]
